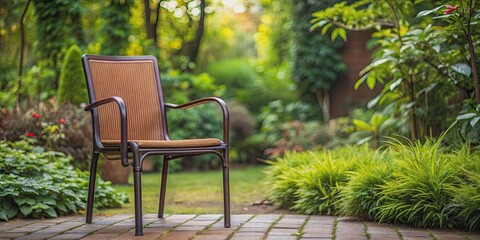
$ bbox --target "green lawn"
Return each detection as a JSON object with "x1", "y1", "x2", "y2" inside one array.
[{"x1": 100, "y1": 165, "x2": 274, "y2": 216}]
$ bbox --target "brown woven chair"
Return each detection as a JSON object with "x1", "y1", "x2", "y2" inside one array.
[{"x1": 82, "y1": 55, "x2": 230, "y2": 236}]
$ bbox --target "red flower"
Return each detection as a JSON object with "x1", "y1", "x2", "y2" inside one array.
[
  {"x1": 25, "y1": 132, "x2": 35, "y2": 138},
  {"x1": 32, "y1": 113, "x2": 40, "y2": 119},
  {"x1": 59, "y1": 118, "x2": 66, "y2": 125},
  {"x1": 444, "y1": 4, "x2": 458, "y2": 14}
]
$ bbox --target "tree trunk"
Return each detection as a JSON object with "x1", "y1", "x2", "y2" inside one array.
[
  {"x1": 186, "y1": 0, "x2": 205, "y2": 65},
  {"x1": 17, "y1": 0, "x2": 31, "y2": 113},
  {"x1": 315, "y1": 91, "x2": 330, "y2": 122},
  {"x1": 466, "y1": 6, "x2": 480, "y2": 104},
  {"x1": 144, "y1": 0, "x2": 161, "y2": 46}
]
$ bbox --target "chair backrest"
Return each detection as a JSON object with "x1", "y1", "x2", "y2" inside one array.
[{"x1": 82, "y1": 55, "x2": 168, "y2": 143}]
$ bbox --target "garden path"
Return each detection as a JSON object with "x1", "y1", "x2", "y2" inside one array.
[{"x1": 1, "y1": 214, "x2": 479, "y2": 240}]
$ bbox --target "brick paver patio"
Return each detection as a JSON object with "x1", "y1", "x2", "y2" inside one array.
[{"x1": 1, "y1": 214, "x2": 479, "y2": 240}]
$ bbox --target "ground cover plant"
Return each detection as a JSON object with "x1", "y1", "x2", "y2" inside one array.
[
  {"x1": 0, "y1": 139, "x2": 127, "y2": 220},
  {"x1": 265, "y1": 139, "x2": 480, "y2": 230}
]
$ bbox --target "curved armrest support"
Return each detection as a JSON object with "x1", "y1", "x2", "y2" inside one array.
[
  {"x1": 165, "y1": 97, "x2": 229, "y2": 145},
  {"x1": 85, "y1": 97, "x2": 130, "y2": 167}
]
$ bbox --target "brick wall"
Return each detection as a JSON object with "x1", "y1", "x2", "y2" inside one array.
[{"x1": 329, "y1": 31, "x2": 381, "y2": 118}]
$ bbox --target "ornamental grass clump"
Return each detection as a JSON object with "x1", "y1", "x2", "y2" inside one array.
[
  {"x1": 375, "y1": 138, "x2": 457, "y2": 228},
  {"x1": 446, "y1": 146, "x2": 480, "y2": 230},
  {"x1": 338, "y1": 150, "x2": 393, "y2": 220},
  {"x1": 292, "y1": 151, "x2": 353, "y2": 215},
  {"x1": 264, "y1": 151, "x2": 313, "y2": 208},
  {"x1": 0, "y1": 139, "x2": 127, "y2": 220}
]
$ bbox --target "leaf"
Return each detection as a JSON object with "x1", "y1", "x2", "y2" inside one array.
[
  {"x1": 321, "y1": 23, "x2": 332, "y2": 35},
  {"x1": 19, "y1": 205, "x2": 33, "y2": 216},
  {"x1": 370, "y1": 114, "x2": 386, "y2": 128},
  {"x1": 367, "y1": 75, "x2": 376, "y2": 90},
  {"x1": 57, "y1": 203, "x2": 67, "y2": 213},
  {"x1": 331, "y1": 28, "x2": 339, "y2": 41},
  {"x1": 470, "y1": 117, "x2": 480, "y2": 127},
  {"x1": 355, "y1": 75, "x2": 367, "y2": 90},
  {"x1": 65, "y1": 202, "x2": 77, "y2": 212},
  {"x1": 62, "y1": 189, "x2": 75, "y2": 197},
  {"x1": 353, "y1": 119, "x2": 374, "y2": 131},
  {"x1": 0, "y1": 211, "x2": 8, "y2": 221},
  {"x1": 337, "y1": 28, "x2": 347, "y2": 41},
  {"x1": 14, "y1": 197, "x2": 27, "y2": 205},
  {"x1": 44, "y1": 208, "x2": 57, "y2": 218},
  {"x1": 457, "y1": 113, "x2": 477, "y2": 120},
  {"x1": 451, "y1": 63, "x2": 472, "y2": 77},
  {"x1": 389, "y1": 78, "x2": 403, "y2": 91},
  {"x1": 42, "y1": 198, "x2": 56, "y2": 206},
  {"x1": 7, "y1": 207, "x2": 18, "y2": 218},
  {"x1": 367, "y1": 94, "x2": 382, "y2": 109},
  {"x1": 417, "y1": 10, "x2": 434, "y2": 17},
  {"x1": 25, "y1": 198, "x2": 36, "y2": 205}
]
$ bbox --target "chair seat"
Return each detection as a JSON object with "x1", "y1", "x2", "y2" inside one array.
[{"x1": 102, "y1": 138, "x2": 223, "y2": 148}]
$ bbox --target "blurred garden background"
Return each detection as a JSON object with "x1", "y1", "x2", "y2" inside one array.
[{"x1": 1, "y1": 0, "x2": 479, "y2": 231}]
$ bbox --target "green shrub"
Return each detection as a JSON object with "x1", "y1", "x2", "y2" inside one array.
[
  {"x1": 264, "y1": 151, "x2": 313, "y2": 208},
  {"x1": 292, "y1": 152, "x2": 353, "y2": 215},
  {"x1": 265, "y1": 140, "x2": 480, "y2": 230},
  {"x1": 57, "y1": 45, "x2": 88, "y2": 105},
  {"x1": 375, "y1": 138, "x2": 458, "y2": 228},
  {"x1": 447, "y1": 146, "x2": 480, "y2": 230},
  {"x1": 0, "y1": 139, "x2": 127, "y2": 220},
  {"x1": 0, "y1": 101, "x2": 92, "y2": 170},
  {"x1": 265, "y1": 147, "x2": 372, "y2": 214},
  {"x1": 206, "y1": 58, "x2": 256, "y2": 100},
  {"x1": 339, "y1": 151, "x2": 393, "y2": 220}
]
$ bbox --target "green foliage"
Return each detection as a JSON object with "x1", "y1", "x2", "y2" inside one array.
[
  {"x1": 161, "y1": 70, "x2": 228, "y2": 169},
  {"x1": 57, "y1": 45, "x2": 88, "y2": 105},
  {"x1": 33, "y1": 0, "x2": 84, "y2": 69},
  {"x1": 265, "y1": 146, "x2": 374, "y2": 214},
  {"x1": 206, "y1": 58, "x2": 256, "y2": 100},
  {"x1": 100, "y1": 0, "x2": 134, "y2": 55},
  {"x1": 0, "y1": 102, "x2": 93, "y2": 170},
  {"x1": 292, "y1": 152, "x2": 354, "y2": 215},
  {"x1": 291, "y1": 0, "x2": 345, "y2": 108},
  {"x1": 311, "y1": 0, "x2": 480, "y2": 139},
  {"x1": 265, "y1": 138, "x2": 480, "y2": 230},
  {"x1": 339, "y1": 153, "x2": 393, "y2": 220},
  {"x1": 376, "y1": 138, "x2": 457, "y2": 228},
  {"x1": 0, "y1": 140, "x2": 127, "y2": 220},
  {"x1": 265, "y1": 151, "x2": 312, "y2": 208}
]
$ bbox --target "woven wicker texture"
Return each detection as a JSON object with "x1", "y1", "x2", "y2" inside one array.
[{"x1": 88, "y1": 59, "x2": 165, "y2": 142}]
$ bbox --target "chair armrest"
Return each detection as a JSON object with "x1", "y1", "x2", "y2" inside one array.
[
  {"x1": 85, "y1": 96, "x2": 130, "y2": 167},
  {"x1": 165, "y1": 97, "x2": 230, "y2": 145}
]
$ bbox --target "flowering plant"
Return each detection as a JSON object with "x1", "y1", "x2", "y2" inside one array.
[{"x1": 0, "y1": 101, "x2": 93, "y2": 170}]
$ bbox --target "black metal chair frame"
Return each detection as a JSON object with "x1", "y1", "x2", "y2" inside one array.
[{"x1": 82, "y1": 55, "x2": 230, "y2": 236}]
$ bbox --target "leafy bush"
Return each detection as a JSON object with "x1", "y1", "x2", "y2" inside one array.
[
  {"x1": 206, "y1": 58, "x2": 256, "y2": 100},
  {"x1": 0, "y1": 139, "x2": 127, "y2": 220},
  {"x1": 161, "y1": 70, "x2": 227, "y2": 170},
  {"x1": 57, "y1": 45, "x2": 88, "y2": 105},
  {"x1": 0, "y1": 101, "x2": 92, "y2": 170}
]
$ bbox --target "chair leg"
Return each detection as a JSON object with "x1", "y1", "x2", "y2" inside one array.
[
  {"x1": 158, "y1": 157, "x2": 169, "y2": 218},
  {"x1": 86, "y1": 152, "x2": 100, "y2": 224},
  {"x1": 133, "y1": 168, "x2": 143, "y2": 236},
  {"x1": 222, "y1": 149, "x2": 231, "y2": 228},
  {"x1": 130, "y1": 142, "x2": 144, "y2": 236}
]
